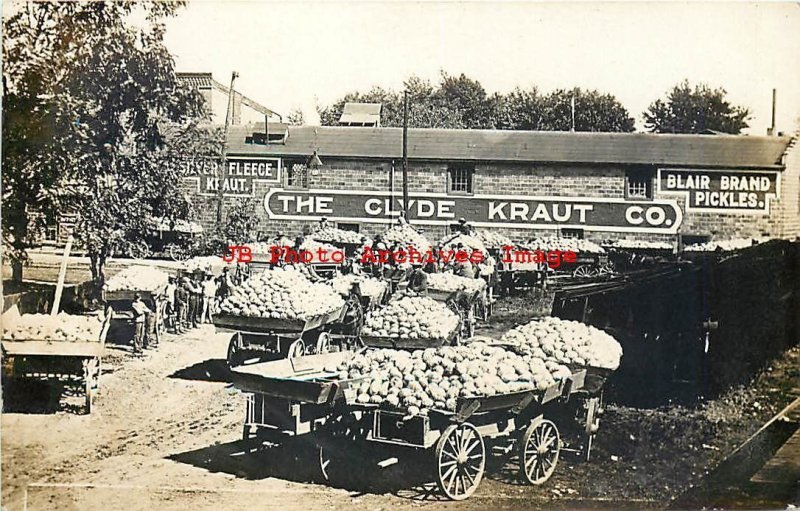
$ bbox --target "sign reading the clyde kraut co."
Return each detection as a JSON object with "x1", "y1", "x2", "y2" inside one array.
[
  {"x1": 264, "y1": 189, "x2": 683, "y2": 234},
  {"x1": 657, "y1": 169, "x2": 779, "y2": 213},
  {"x1": 182, "y1": 157, "x2": 281, "y2": 196}
]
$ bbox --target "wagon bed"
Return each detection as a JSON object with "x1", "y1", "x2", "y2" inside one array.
[
  {"x1": 1, "y1": 311, "x2": 112, "y2": 413},
  {"x1": 214, "y1": 306, "x2": 345, "y2": 334}
]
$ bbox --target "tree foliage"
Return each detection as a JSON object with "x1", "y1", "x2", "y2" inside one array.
[
  {"x1": 643, "y1": 80, "x2": 750, "y2": 134},
  {"x1": 286, "y1": 106, "x2": 305, "y2": 126},
  {"x1": 318, "y1": 72, "x2": 634, "y2": 132},
  {"x1": 2, "y1": 1, "x2": 211, "y2": 284}
]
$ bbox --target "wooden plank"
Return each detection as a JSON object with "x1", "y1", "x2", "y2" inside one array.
[
  {"x1": 2, "y1": 340, "x2": 103, "y2": 357},
  {"x1": 750, "y1": 427, "x2": 800, "y2": 484},
  {"x1": 51, "y1": 236, "x2": 73, "y2": 315}
]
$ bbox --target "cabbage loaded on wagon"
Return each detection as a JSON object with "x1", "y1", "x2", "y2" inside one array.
[
  {"x1": 229, "y1": 318, "x2": 622, "y2": 501},
  {"x1": 1, "y1": 307, "x2": 112, "y2": 413},
  {"x1": 215, "y1": 267, "x2": 359, "y2": 366}
]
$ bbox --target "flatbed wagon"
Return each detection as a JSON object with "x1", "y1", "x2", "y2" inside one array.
[
  {"x1": 231, "y1": 350, "x2": 605, "y2": 500},
  {"x1": 1, "y1": 310, "x2": 113, "y2": 413},
  {"x1": 215, "y1": 305, "x2": 357, "y2": 367},
  {"x1": 425, "y1": 286, "x2": 485, "y2": 338}
]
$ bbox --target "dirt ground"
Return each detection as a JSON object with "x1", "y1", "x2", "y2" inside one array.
[{"x1": 2, "y1": 257, "x2": 799, "y2": 510}]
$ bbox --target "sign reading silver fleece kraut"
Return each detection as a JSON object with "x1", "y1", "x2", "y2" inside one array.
[{"x1": 264, "y1": 189, "x2": 683, "y2": 234}]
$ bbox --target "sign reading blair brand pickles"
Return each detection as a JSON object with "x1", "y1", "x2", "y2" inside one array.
[
  {"x1": 183, "y1": 157, "x2": 281, "y2": 197},
  {"x1": 264, "y1": 189, "x2": 683, "y2": 233},
  {"x1": 657, "y1": 169, "x2": 779, "y2": 213}
]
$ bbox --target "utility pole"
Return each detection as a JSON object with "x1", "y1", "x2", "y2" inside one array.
[
  {"x1": 402, "y1": 90, "x2": 409, "y2": 221},
  {"x1": 570, "y1": 94, "x2": 576, "y2": 132},
  {"x1": 216, "y1": 71, "x2": 239, "y2": 223}
]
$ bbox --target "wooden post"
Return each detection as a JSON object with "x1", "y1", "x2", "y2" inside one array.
[
  {"x1": 216, "y1": 71, "x2": 239, "y2": 223},
  {"x1": 51, "y1": 236, "x2": 73, "y2": 316},
  {"x1": 402, "y1": 91, "x2": 409, "y2": 220}
]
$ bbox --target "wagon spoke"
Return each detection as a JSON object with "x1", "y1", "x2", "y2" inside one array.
[
  {"x1": 462, "y1": 465, "x2": 476, "y2": 488},
  {"x1": 442, "y1": 449, "x2": 458, "y2": 461},
  {"x1": 464, "y1": 437, "x2": 481, "y2": 456},
  {"x1": 446, "y1": 465, "x2": 459, "y2": 494},
  {"x1": 441, "y1": 463, "x2": 457, "y2": 483}
]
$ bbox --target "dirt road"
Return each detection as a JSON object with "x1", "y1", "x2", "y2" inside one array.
[{"x1": 2, "y1": 271, "x2": 798, "y2": 509}]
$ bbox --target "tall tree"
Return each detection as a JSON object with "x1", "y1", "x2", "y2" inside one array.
[
  {"x1": 643, "y1": 80, "x2": 750, "y2": 134},
  {"x1": 2, "y1": 1, "x2": 208, "y2": 285}
]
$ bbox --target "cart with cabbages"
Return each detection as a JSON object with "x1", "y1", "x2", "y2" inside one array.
[
  {"x1": 215, "y1": 305, "x2": 361, "y2": 367},
  {"x1": 359, "y1": 324, "x2": 461, "y2": 350},
  {"x1": 1, "y1": 310, "x2": 113, "y2": 413},
  {"x1": 425, "y1": 286, "x2": 484, "y2": 338},
  {"x1": 229, "y1": 349, "x2": 600, "y2": 501},
  {"x1": 103, "y1": 286, "x2": 168, "y2": 346}
]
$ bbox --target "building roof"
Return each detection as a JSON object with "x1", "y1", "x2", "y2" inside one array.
[
  {"x1": 226, "y1": 125, "x2": 793, "y2": 170},
  {"x1": 339, "y1": 102, "x2": 382, "y2": 126},
  {"x1": 176, "y1": 72, "x2": 214, "y2": 88}
]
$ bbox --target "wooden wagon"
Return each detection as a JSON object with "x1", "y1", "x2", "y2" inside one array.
[
  {"x1": 229, "y1": 351, "x2": 602, "y2": 501},
  {"x1": 214, "y1": 305, "x2": 355, "y2": 367},
  {"x1": 1, "y1": 310, "x2": 113, "y2": 413}
]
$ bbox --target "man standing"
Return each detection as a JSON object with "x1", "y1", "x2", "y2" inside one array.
[
  {"x1": 201, "y1": 273, "x2": 218, "y2": 324},
  {"x1": 184, "y1": 276, "x2": 199, "y2": 329},
  {"x1": 165, "y1": 276, "x2": 177, "y2": 333},
  {"x1": 131, "y1": 293, "x2": 152, "y2": 356},
  {"x1": 174, "y1": 279, "x2": 188, "y2": 334}
]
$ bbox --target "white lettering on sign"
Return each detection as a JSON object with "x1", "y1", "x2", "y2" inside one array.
[
  {"x1": 658, "y1": 168, "x2": 778, "y2": 214},
  {"x1": 263, "y1": 189, "x2": 683, "y2": 234},
  {"x1": 276, "y1": 195, "x2": 335, "y2": 214}
]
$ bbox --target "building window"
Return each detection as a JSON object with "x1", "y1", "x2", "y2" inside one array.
[
  {"x1": 560, "y1": 228, "x2": 584, "y2": 239},
  {"x1": 285, "y1": 162, "x2": 308, "y2": 189},
  {"x1": 448, "y1": 164, "x2": 474, "y2": 194},
  {"x1": 626, "y1": 168, "x2": 653, "y2": 199},
  {"x1": 337, "y1": 222, "x2": 360, "y2": 233}
]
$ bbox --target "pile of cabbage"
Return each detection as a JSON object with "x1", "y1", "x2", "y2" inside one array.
[{"x1": 501, "y1": 317, "x2": 622, "y2": 370}]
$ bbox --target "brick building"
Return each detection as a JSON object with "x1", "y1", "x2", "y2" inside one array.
[{"x1": 182, "y1": 125, "x2": 799, "y2": 245}]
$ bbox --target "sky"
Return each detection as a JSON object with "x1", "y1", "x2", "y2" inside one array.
[{"x1": 20, "y1": 1, "x2": 800, "y2": 134}]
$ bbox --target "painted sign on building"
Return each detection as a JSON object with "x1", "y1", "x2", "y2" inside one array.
[
  {"x1": 657, "y1": 169, "x2": 779, "y2": 214},
  {"x1": 264, "y1": 189, "x2": 683, "y2": 233},
  {"x1": 183, "y1": 157, "x2": 281, "y2": 197}
]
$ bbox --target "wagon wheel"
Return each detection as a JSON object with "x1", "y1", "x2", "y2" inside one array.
[
  {"x1": 572, "y1": 265, "x2": 593, "y2": 278},
  {"x1": 127, "y1": 240, "x2": 151, "y2": 260},
  {"x1": 519, "y1": 418, "x2": 560, "y2": 485},
  {"x1": 287, "y1": 339, "x2": 306, "y2": 359},
  {"x1": 317, "y1": 413, "x2": 368, "y2": 483},
  {"x1": 167, "y1": 243, "x2": 189, "y2": 262},
  {"x1": 597, "y1": 263, "x2": 615, "y2": 276},
  {"x1": 465, "y1": 306, "x2": 476, "y2": 338},
  {"x1": 435, "y1": 422, "x2": 486, "y2": 501},
  {"x1": 584, "y1": 396, "x2": 602, "y2": 461},
  {"x1": 83, "y1": 358, "x2": 97, "y2": 414},
  {"x1": 227, "y1": 333, "x2": 244, "y2": 368},
  {"x1": 315, "y1": 332, "x2": 331, "y2": 354}
]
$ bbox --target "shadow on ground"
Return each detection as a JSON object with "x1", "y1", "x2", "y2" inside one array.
[
  {"x1": 168, "y1": 359, "x2": 232, "y2": 383},
  {"x1": 168, "y1": 435, "x2": 456, "y2": 501}
]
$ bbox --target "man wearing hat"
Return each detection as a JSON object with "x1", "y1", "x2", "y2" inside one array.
[
  {"x1": 131, "y1": 293, "x2": 152, "y2": 355},
  {"x1": 456, "y1": 217, "x2": 474, "y2": 235}
]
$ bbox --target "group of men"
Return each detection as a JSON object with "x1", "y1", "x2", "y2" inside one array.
[{"x1": 130, "y1": 270, "x2": 231, "y2": 356}]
